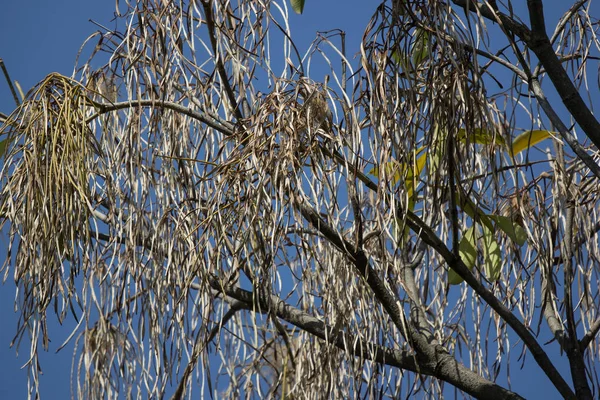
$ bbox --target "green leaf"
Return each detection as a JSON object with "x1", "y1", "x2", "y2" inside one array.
[
  {"x1": 390, "y1": 28, "x2": 430, "y2": 73},
  {"x1": 428, "y1": 123, "x2": 444, "y2": 176},
  {"x1": 457, "y1": 127, "x2": 506, "y2": 147},
  {"x1": 510, "y1": 130, "x2": 553, "y2": 156},
  {"x1": 482, "y1": 225, "x2": 501, "y2": 281},
  {"x1": 455, "y1": 189, "x2": 494, "y2": 231},
  {"x1": 391, "y1": 48, "x2": 406, "y2": 67},
  {"x1": 411, "y1": 29, "x2": 430, "y2": 67},
  {"x1": 449, "y1": 226, "x2": 478, "y2": 285},
  {"x1": 290, "y1": 0, "x2": 305, "y2": 14},
  {"x1": 488, "y1": 215, "x2": 527, "y2": 246},
  {"x1": 0, "y1": 138, "x2": 10, "y2": 158}
]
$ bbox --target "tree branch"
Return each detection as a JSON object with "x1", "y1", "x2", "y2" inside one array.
[
  {"x1": 401, "y1": 207, "x2": 576, "y2": 399},
  {"x1": 201, "y1": 0, "x2": 244, "y2": 122},
  {"x1": 209, "y1": 277, "x2": 523, "y2": 400},
  {"x1": 0, "y1": 58, "x2": 21, "y2": 107},
  {"x1": 451, "y1": 0, "x2": 531, "y2": 40},
  {"x1": 525, "y1": 0, "x2": 600, "y2": 152},
  {"x1": 296, "y1": 201, "x2": 524, "y2": 399},
  {"x1": 87, "y1": 98, "x2": 235, "y2": 136},
  {"x1": 549, "y1": 0, "x2": 589, "y2": 45},
  {"x1": 580, "y1": 318, "x2": 600, "y2": 351},
  {"x1": 454, "y1": 0, "x2": 600, "y2": 157},
  {"x1": 322, "y1": 141, "x2": 575, "y2": 398},
  {"x1": 526, "y1": 79, "x2": 600, "y2": 178},
  {"x1": 451, "y1": 0, "x2": 600, "y2": 178},
  {"x1": 208, "y1": 278, "x2": 424, "y2": 371}
]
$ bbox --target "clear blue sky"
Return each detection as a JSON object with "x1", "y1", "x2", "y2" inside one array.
[{"x1": 0, "y1": 1, "x2": 590, "y2": 398}]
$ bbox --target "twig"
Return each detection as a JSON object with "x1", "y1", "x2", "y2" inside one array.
[
  {"x1": 171, "y1": 301, "x2": 245, "y2": 400},
  {"x1": 201, "y1": 1, "x2": 244, "y2": 122},
  {"x1": 529, "y1": 78, "x2": 600, "y2": 179},
  {"x1": 0, "y1": 59, "x2": 21, "y2": 107}
]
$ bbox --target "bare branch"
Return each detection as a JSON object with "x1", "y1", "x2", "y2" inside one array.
[
  {"x1": 580, "y1": 318, "x2": 600, "y2": 351},
  {"x1": 210, "y1": 278, "x2": 524, "y2": 400}
]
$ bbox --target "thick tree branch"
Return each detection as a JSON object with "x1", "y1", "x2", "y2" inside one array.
[
  {"x1": 561, "y1": 199, "x2": 593, "y2": 399},
  {"x1": 402, "y1": 208, "x2": 576, "y2": 399},
  {"x1": 526, "y1": 0, "x2": 600, "y2": 152},
  {"x1": 296, "y1": 201, "x2": 524, "y2": 400},
  {"x1": 324, "y1": 143, "x2": 575, "y2": 399},
  {"x1": 209, "y1": 276, "x2": 523, "y2": 400},
  {"x1": 208, "y1": 278, "x2": 424, "y2": 371}
]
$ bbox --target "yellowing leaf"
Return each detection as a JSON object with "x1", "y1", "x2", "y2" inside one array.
[
  {"x1": 510, "y1": 130, "x2": 553, "y2": 156},
  {"x1": 405, "y1": 151, "x2": 427, "y2": 199},
  {"x1": 369, "y1": 147, "x2": 427, "y2": 199},
  {"x1": 449, "y1": 225, "x2": 502, "y2": 285},
  {"x1": 482, "y1": 225, "x2": 501, "y2": 281},
  {"x1": 457, "y1": 128, "x2": 506, "y2": 147},
  {"x1": 370, "y1": 161, "x2": 403, "y2": 184},
  {"x1": 449, "y1": 226, "x2": 478, "y2": 285},
  {"x1": 488, "y1": 215, "x2": 527, "y2": 246},
  {"x1": 455, "y1": 189, "x2": 494, "y2": 231}
]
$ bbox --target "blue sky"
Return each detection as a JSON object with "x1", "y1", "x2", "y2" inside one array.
[{"x1": 0, "y1": 1, "x2": 593, "y2": 398}]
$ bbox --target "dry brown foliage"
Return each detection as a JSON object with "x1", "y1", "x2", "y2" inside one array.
[{"x1": 2, "y1": 1, "x2": 600, "y2": 399}]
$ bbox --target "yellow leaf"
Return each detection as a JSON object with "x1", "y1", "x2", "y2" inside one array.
[
  {"x1": 370, "y1": 161, "x2": 403, "y2": 184},
  {"x1": 457, "y1": 128, "x2": 506, "y2": 147},
  {"x1": 510, "y1": 130, "x2": 553, "y2": 156},
  {"x1": 405, "y1": 150, "x2": 427, "y2": 199},
  {"x1": 369, "y1": 147, "x2": 426, "y2": 193}
]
